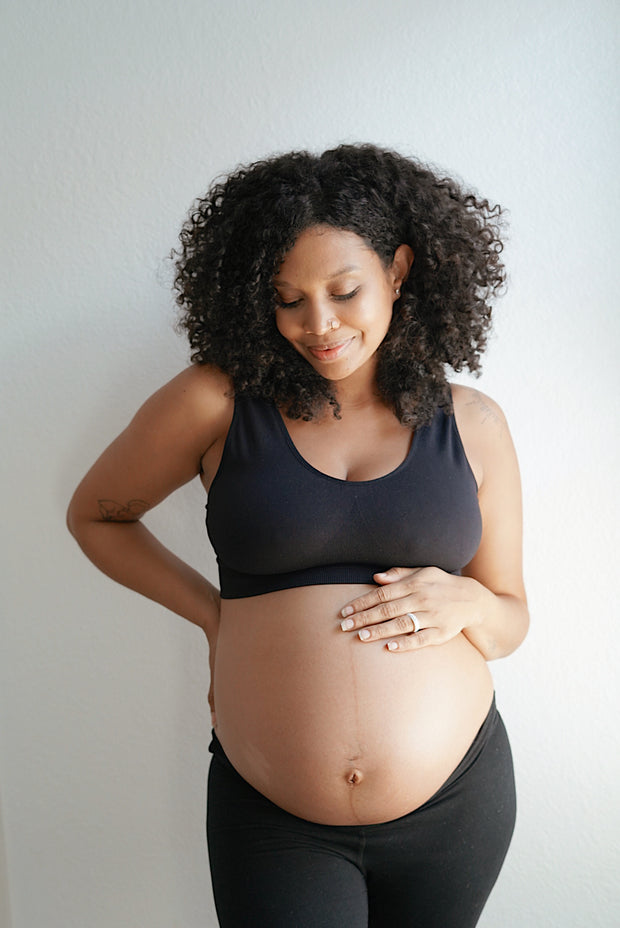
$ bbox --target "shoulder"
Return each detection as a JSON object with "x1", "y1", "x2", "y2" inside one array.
[
  {"x1": 450, "y1": 384, "x2": 508, "y2": 439},
  {"x1": 139, "y1": 364, "x2": 232, "y2": 418},
  {"x1": 449, "y1": 384, "x2": 514, "y2": 490},
  {"x1": 67, "y1": 366, "x2": 236, "y2": 522},
  {"x1": 130, "y1": 364, "x2": 234, "y2": 452}
]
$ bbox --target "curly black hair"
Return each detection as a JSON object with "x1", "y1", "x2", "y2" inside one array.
[{"x1": 173, "y1": 143, "x2": 505, "y2": 427}]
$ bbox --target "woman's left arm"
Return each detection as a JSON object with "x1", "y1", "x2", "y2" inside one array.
[{"x1": 339, "y1": 388, "x2": 529, "y2": 660}]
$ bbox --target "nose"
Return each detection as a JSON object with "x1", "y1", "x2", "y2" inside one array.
[{"x1": 302, "y1": 300, "x2": 340, "y2": 335}]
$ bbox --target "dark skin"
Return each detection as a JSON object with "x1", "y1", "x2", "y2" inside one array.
[
  {"x1": 68, "y1": 227, "x2": 527, "y2": 740},
  {"x1": 274, "y1": 227, "x2": 528, "y2": 660}
]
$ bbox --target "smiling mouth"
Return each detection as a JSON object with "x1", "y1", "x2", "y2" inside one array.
[{"x1": 307, "y1": 338, "x2": 353, "y2": 360}]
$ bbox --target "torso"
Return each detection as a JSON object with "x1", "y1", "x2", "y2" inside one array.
[
  {"x1": 201, "y1": 383, "x2": 494, "y2": 826},
  {"x1": 215, "y1": 588, "x2": 492, "y2": 825}
]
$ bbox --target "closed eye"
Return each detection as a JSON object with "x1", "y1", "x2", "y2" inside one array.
[
  {"x1": 275, "y1": 296, "x2": 302, "y2": 309},
  {"x1": 275, "y1": 287, "x2": 360, "y2": 310},
  {"x1": 333, "y1": 287, "x2": 360, "y2": 302}
]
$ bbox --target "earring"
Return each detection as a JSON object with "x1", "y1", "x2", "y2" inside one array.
[{"x1": 395, "y1": 288, "x2": 400, "y2": 297}]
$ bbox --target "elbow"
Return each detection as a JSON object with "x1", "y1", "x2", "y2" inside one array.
[
  {"x1": 512, "y1": 592, "x2": 530, "y2": 645},
  {"x1": 493, "y1": 597, "x2": 530, "y2": 661},
  {"x1": 66, "y1": 491, "x2": 88, "y2": 544},
  {"x1": 521, "y1": 602, "x2": 531, "y2": 640},
  {"x1": 516, "y1": 603, "x2": 530, "y2": 653},
  {"x1": 66, "y1": 496, "x2": 78, "y2": 540},
  {"x1": 470, "y1": 590, "x2": 529, "y2": 662}
]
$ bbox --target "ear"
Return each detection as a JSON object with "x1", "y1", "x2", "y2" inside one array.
[{"x1": 390, "y1": 244, "x2": 414, "y2": 293}]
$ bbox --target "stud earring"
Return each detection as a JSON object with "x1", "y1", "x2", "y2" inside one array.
[{"x1": 395, "y1": 288, "x2": 401, "y2": 297}]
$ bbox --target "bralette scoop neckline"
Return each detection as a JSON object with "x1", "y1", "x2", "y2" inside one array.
[{"x1": 273, "y1": 404, "x2": 419, "y2": 486}]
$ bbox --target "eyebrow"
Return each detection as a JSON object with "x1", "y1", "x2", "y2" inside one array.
[{"x1": 273, "y1": 265, "x2": 361, "y2": 286}]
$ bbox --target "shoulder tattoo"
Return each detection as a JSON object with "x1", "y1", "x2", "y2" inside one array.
[{"x1": 465, "y1": 390, "x2": 505, "y2": 435}]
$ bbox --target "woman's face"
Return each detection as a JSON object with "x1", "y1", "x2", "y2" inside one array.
[{"x1": 274, "y1": 226, "x2": 410, "y2": 385}]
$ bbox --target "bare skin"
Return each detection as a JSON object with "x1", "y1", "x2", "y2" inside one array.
[
  {"x1": 67, "y1": 227, "x2": 528, "y2": 826},
  {"x1": 214, "y1": 583, "x2": 493, "y2": 824}
]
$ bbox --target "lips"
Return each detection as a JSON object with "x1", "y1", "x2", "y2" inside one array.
[{"x1": 306, "y1": 338, "x2": 353, "y2": 361}]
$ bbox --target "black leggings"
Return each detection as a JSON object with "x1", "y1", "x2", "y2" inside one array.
[{"x1": 207, "y1": 700, "x2": 516, "y2": 927}]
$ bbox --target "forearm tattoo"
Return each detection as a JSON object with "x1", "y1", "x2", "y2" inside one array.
[{"x1": 97, "y1": 499, "x2": 149, "y2": 521}]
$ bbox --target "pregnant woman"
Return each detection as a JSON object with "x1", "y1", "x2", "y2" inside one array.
[{"x1": 67, "y1": 143, "x2": 528, "y2": 927}]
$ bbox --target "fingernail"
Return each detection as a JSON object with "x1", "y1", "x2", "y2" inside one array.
[
  {"x1": 340, "y1": 618, "x2": 354, "y2": 631},
  {"x1": 358, "y1": 629, "x2": 370, "y2": 640},
  {"x1": 341, "y1": 606, "x2": 354, "y2": 618},
  {"x1": 387, "y1": 640, "x2": 399, "y2": 651}
]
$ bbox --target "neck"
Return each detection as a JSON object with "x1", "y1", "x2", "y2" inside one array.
[
  {"x1": 333, "y1": 390, "x2": 383, "y2": 413},
  {"x1": 331, "y1": 367, "x2": 383, "y2": 413}
]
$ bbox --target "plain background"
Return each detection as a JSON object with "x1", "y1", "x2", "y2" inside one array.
[{"x1": 1, "y1": 0, "x2": 619, "y2": 925}]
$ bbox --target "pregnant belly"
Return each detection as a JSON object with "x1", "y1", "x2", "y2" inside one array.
[{"x1": 214, "y1": 584, "x2": 494, "y2": 825}]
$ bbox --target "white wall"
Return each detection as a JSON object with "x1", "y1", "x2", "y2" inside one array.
[{"x1": 2, "y1": 0, "x2": 618, "y2": 925}]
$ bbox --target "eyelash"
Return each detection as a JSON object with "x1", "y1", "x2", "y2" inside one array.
[{"x1": 276, "y1": 288, "x2": 360, "y2": 309}]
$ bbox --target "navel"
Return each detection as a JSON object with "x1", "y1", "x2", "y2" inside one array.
[{"x1": 345, "y1": 768, "x2": 364, "y2": 787}]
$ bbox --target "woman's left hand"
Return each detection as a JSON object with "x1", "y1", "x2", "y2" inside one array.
[{"x1": 339, "y1": 566, "x2": 486, "y2": 651}]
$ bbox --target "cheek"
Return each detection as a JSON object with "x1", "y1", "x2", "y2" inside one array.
[
  {"x1": 360, "y1": 300, "x2": 394, "y2": 340},
  {"x1": 275, "y1": 314, "x2": 305, "y2": 352},
  {"x1": 274, "y1": 313, "x2": 292, "y2": 341}
]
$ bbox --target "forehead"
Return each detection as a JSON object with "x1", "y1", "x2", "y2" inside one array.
[{"x1": 274, "y1": 226, "x2": 380, "y2": 283}]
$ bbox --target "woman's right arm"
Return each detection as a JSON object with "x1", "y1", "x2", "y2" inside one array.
[{"x1": 66, "y1": 364, "x2": 233, "y2": 650}]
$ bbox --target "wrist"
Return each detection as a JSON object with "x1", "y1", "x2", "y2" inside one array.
[{"x1": 463, "y1": 575, "x2": 491, "y2": 629}]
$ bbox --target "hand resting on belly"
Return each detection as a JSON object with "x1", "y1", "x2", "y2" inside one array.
[{"x1": 213, "y1": 582, "x2": 494, "y2": 825}]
